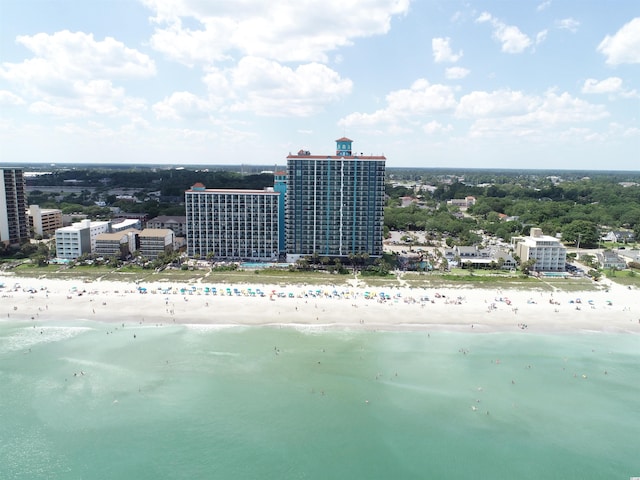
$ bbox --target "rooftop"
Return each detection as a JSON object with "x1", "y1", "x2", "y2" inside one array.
[
  {"x1": 186, "y1": 186, "x2": 279, "y2": 194},
  {"x1": 286, "y1": 154, "x2": 386, "y2": 160}
]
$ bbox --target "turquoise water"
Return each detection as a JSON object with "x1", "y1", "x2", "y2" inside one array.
[{"x1": 1, "y1": 321, "x2": 638, "y2": 479}]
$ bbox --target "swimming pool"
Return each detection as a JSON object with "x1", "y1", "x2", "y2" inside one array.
[
  {"x1": 239, "y1": 262, "x2": 291, "y2": 269},
  {"x1": 540, "y1": 272, "x2": 568, "y2": 278}
]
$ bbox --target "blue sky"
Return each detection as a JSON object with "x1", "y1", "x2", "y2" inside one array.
[{"x1": 1, "y1": 0, "x2": 638, "y2": 170}]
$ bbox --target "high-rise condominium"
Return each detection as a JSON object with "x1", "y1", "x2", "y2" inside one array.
[
  {"x1": 0, "y1": 168, "x2": 28, "y2": 246},
  {"x1": 286, "y1": 138, "x2": 386, "y2": 259}
]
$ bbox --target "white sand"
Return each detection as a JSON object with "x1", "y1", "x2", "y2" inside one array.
[{"x1": 1, "y1": 273, "x2": 638, "y2": 334}]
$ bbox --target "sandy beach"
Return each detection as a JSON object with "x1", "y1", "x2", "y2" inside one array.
[{"x1": 2, "y1": 273, "x2": 638, "y2": 334}]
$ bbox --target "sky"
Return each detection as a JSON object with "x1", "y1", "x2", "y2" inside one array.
[{"x1": 0, "y1": 0, "x2": 638, "y2": 170}]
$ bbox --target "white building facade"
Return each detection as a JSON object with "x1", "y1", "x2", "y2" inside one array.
[
  {"x1": 513, "y1": 228, "x2": 567, "y2": 272},
  {"x1": 55, "y1": 219, "x2": 111, "y2": 260},
  {"x1": 185, "y1": 184, "x2": 280, "y2": 260}
]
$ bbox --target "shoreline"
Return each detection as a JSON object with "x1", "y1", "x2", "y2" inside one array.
[{"x1": 1, "y1": 273, "x2": 639, "y2": 334}]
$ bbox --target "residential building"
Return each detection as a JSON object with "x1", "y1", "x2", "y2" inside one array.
[
  {"x1": 55, "y1": 222, "x2": 91, "y2": 260},
  {"x1": 597, "y1": 250, "x2": 627, "y2": 270},
  {"x1": 95, "y1": 230, "x2": 138, "y2": 259},
  {"x1": 87, "y1": 220, "x2": 111, "y2": 251},
  {"x1": 286, "y1": 138, "x2": 386, "y2": 260},
  {"x1": 0, "y1": 168, "x2": 29, "y2": 246},
  {"x1": 138, "y1": 228, "x2": 175, "y2": 260},
  {"x1": 446, "y1": 196, "x2": 476, "y2": 209},
  {"x1": 513, "y1": 228, "x2": 567, "y2": 272},
  {"x1": 602, "y1": 230, "x2": 635, "y2": 244},
  {"x1": 185, "y1": 184, "x2": 280, "y2": 260},
  {"x1": 55, "y1": 219, "x2": 111, "y2": 260},
  {"x1": 28, "y1": 205, "x2": 63, "y2": 236},
  {"x1": 147, "y1": 216, "x2": 187, "y2": 236},
  {"x1": 444, "y1": 246, "x2": 517, "y2": 270}
]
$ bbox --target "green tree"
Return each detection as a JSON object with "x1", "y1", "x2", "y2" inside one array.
[
  {"x1": 562, "y1": 220, "x2": 599, "y2": 248},
  {"x1": 521, "y1": 259, "x2": 537, "y2": 275}
]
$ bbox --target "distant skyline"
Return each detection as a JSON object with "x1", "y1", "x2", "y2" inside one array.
[{"x1": 1, "y1": 1, "x2": 638, "y2": 170}]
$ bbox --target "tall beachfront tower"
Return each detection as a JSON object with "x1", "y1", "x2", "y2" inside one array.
[
  {"x1": 0, "y1": 168, "x2": 28, "y2": 246},
  {"x1": 185, "y1": 183, "x2": 280, "y2": 261},
  {"x1": 286, "y1": 138, "x2": 386, "y2": 260}
]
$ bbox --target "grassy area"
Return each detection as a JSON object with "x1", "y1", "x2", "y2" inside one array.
[
  {"x1": 2, "y1": 263, "x2": 611, "y2": 292},
  {"x1": 248, "y1": 269, "x2": 350, "y2": 286},
  {"x1": 448, "y1": 268, "x2": 518, "y2": 277},
  {"x1": 398, "y1": 271, "x2": 605, "y2": 293},
  {"x1": 12, "y1": 263, "x2": 114, "y2": 281},
  {"x1": 605, "y1": 269, "x2": 640, "y2": 288},
  {"x1": 13, "y1": 263, "x2": 60, "y2": 273},
  {"x1": 401, "y1": 272, "x2": 545, "y2": 290},
  {"x1": 538, "y1": 278, "x2": 602, "y2": 292},
  {"x1": 358, "y1": 275, "x2": 401, "y2": 288}
]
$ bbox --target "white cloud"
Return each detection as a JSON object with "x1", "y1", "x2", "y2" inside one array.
[
  {"x1": 143, "y1": 0, "x2": 411, "y2": 64},
  {"x1": 432, "y1": 37, "x2": 462, "y2": 63},
  {"x1": 582, "y1": 77, "x2": 639, "y2": 98},
  {"x1": 341, "y1": 83, "x2": 610, "y2": 142},
  {"x1": 476, "y1": 12, "x2": 492, "y2": 23},
  {"x1": 153, "y1": 56, "x2": 353, "y2": 119},
  {"x1": 29, "y1": 101, "x2": 87, "y2": 118},
  {"x1": 536, "y1": 30, "x2": 548, "y2": 45},
  {"x1": 537, "y1": 1, "x2": 551, "y2": 12},
  {"x1": 462, "y1": 90, "x2": 609, "y2": 138},
  {"x1": 494, "y1": 25, "x2": 532, "y2": 54},
  {"x1": 556, "y1": 18, "x2": 580, "y2": 33},
  {"x1": 445, "y1": 67, "x2": 470, "y2": 80},
  {"x1": 339, "y1": 78, "x2": 457, "y2": 131},
  {"x1": 0, "y1": 90, "x2": 25, "y2": 106},
  {"x1": 6, "y1": 30, "x2": 156, "y2": 82},
  {"x1": 457, "y1": 90, "x2": 534, "y2": 118},
  {"x1": 0, "y1": 31, "x2": 154, "y2": 120},
  {"x1": 228, "y1": 57, "x2": 352, "y2": 116},
  {"x1": 423, "y1": 121, "x2": 453, "y2": 134},
  {"x1": 148, "y1": 19, "x2": 234, "y2": 66},
  {"x1": 476, "y1": 12, "x2": 532, "y2": 53},
  {"x1": 153, "y1": 91, "x2": 213, "y2": 120},
  {"x1": 202, "y1": 68, "x2": 232, "y2": 98},
  {"x1": 597, "y1": 17, "x2": 640, "y2": 65},
  {"x1": 582, "y1": 77, "x2": 623, "y2": 94},
  {"x1": 384, "y1": 79, "x2": 457, "y2": 116}
]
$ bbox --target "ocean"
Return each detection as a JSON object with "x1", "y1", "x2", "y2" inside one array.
[{"x1": 1, "y1": 320, "x2": 638, "y2": 479}]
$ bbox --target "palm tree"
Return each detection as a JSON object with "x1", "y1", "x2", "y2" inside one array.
[{"x1": 348, "y1": 252, "x2": 357, "y2": 273}]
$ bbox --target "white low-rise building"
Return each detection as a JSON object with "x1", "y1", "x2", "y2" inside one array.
[
  {"x1": 55, "y1": 219, "x2": 111, "y2": 260},
  {"x1": 513, "y1": 228, "x2": 566, "y2": 272}
]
